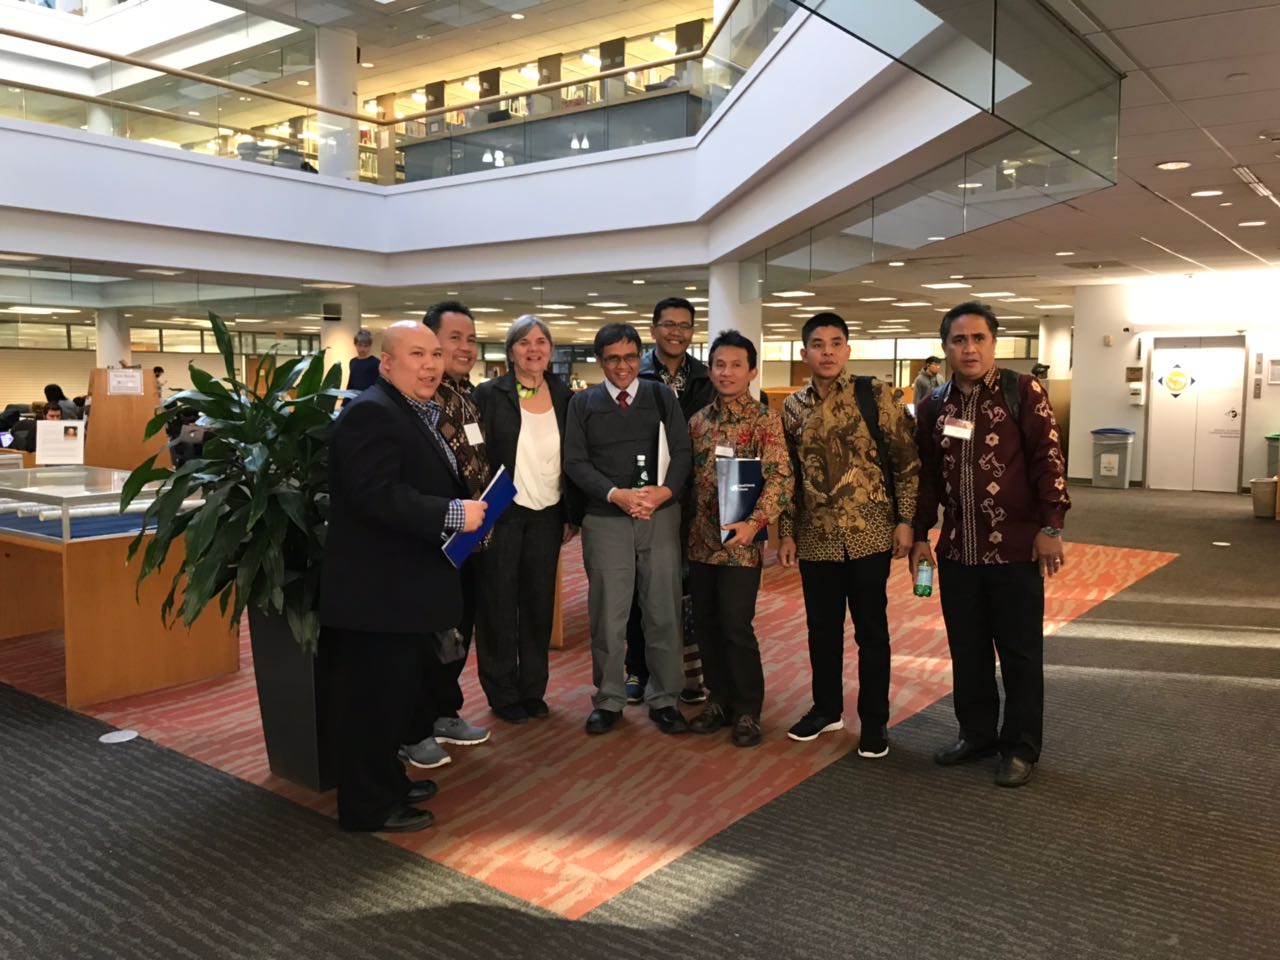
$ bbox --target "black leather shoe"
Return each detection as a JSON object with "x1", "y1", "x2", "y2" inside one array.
[
  {"x1": 585, "y1": 708, "x2": 621, "y2": 735},
  {"x1": 405, "y1": 780, "x2": 438, "y2": 805},
  {"x1": 493, "y1": 703, "x2": 530, "y2": 725},
  {"x1": 649, "y1": 706, "x2": 690, "y2": 735},
  {"x1": 377, "y1": 805, "x2": 435, "y2": 833},
  {"x1": 521, "y1": 698, "x2": 550, "y2": 719},
  {"x1": 995, "y1": 755, "x2": 1035, "y2": 788},
  {"x1": 933, "y1": 737, "x2": 999, "y2": 766}
]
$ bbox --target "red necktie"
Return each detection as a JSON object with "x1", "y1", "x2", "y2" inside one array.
[{"x1": 617, "y1": 390, "x2": 630, "y2": 410}]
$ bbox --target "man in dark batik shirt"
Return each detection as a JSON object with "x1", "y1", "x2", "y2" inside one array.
[{"x1": 911, "y1": 301, "x2": 1070, "y2": 789}]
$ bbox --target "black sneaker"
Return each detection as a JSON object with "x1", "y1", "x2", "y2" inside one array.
[
  {"x1": 856, "y1": 724, "x2": 889, "y2": 758},
  {"x1": 688, "y1": 702, "x2": 729, "y2": 735},
  {"x1": 731, "y1": 714, "x2": 762, "y2": 748},
  {"x1": 787, "y1": 710, "x2": 844, "y2": 742},
  {"x1": 679, "y1": 687, "x2": 708, "y2": 705}
]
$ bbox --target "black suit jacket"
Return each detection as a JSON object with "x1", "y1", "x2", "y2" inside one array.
[
  {"x1": 472, "y1": 371, "x2": 579, "y2": 522},
  {"x1": 320, "y1": 379, "x2": 466, "y2": 634}
]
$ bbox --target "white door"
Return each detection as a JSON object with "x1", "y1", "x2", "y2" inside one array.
[{"x1": 1148, "y1": 337, "x2": 1245, "y2": 492}]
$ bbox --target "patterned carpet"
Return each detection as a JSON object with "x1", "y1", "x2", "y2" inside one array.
[{"x1": 0, "y1": 539, "x2": 1175, "y2": 919}]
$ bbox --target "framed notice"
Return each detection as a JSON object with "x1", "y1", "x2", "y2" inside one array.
[
  {"x1": 36, "y1": 420, "x2": 86, "y2": 466},
  {"x1": 1269, "y1": 359, "x2": 1280, "y2": 385},
  {"x1": 108, "y1": 369, "x2": 144, "y2": 396}
]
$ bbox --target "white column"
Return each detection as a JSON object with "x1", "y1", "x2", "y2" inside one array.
[
  {"x1": 319, "y1": 290, "x2": 360, "y2": 383},
  {"x1": 708, "y1": 261, "x2": 764, "y2": 396},
  {"x1": 315, "y1": 28, "x2": 359, "y2": 180},
  {"x1": 1038, "y1": 314, "x2": 1072, "y2": 377},
  {"x1": 95, "y1": 308, "x2": 130, "y2": 368},
  {"x1": 86, "y1": 103, "x2": 113, "y2": 137}
]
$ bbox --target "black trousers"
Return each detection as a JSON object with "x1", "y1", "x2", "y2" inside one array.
[
  {"x1": 474, "y1": 503, "x2": 562, "y2": 709},
  {"x1": 688, "y1": 562, "x2": 764, "y2": 718},
  {"x1": 329, "y1": 626, "x2": 427, "y2": 830},
  {"x1": 938, "y1": 560, "x2": 1044, "y2": 762},
  {"x1": 407, "y1": 561, "x2": 474, "y2": 743},
  {"x1": 798, "y1": 551, "x2": 892, "y2": 726}
]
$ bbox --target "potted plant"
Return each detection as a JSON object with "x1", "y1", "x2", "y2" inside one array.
[{"x1": 121, "y1": 312, "x2": 349, "y2": 791}]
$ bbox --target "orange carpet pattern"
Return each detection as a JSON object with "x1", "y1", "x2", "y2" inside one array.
[{"x1": 0, "y1": 540, "x2": 1174, "y2": 919}]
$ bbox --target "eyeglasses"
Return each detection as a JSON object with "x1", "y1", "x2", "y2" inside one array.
[
  {"x1": 654, "y1": 322, "x2": 694, "y2": 332},
  {"x1": 601, "y1": 353, "x2": 641, "y2": 367}
]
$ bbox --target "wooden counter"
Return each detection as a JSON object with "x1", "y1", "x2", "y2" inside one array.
[{"x1": 0, "y1": 530, "x2": 239, "y2": 706}]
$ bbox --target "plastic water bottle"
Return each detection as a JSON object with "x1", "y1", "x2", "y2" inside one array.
[
  {"x1": 913, "y1": 559, "x2": 933, "y2": 597},
  {"x1": 631, "y1": 454, "x2": 650, "y2": 489}
]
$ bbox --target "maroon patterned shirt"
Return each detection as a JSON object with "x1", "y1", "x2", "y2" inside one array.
[{"x1": 913, "y1": 365, "x2": 1070, "y2": 565}]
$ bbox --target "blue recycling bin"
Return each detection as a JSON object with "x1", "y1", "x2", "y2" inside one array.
[{"x1": 1090, "y1": 428, "x2": 1136, "y2": 489}]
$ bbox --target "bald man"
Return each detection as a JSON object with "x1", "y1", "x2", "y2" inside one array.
[{"x1": 321, "y1": 321, "x2": 486, "y2": 833}]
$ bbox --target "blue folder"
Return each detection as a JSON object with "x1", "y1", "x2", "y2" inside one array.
[
  {"x1": 442, "y1": 465, "x2": 517, "y2": 569},
  {"x1": 716, "y1": 457, "x2": 768, "y2": 545}
]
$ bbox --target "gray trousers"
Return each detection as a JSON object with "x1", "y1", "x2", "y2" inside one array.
[{"x1": 581, "y1": 506, "x2": 684, "y2": 711}]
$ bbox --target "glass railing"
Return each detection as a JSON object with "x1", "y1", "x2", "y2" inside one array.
[{"x1": 740, "y1": 0, "x2": 1120, "y2": 296}]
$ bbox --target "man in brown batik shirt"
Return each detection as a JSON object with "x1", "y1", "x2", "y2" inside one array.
[{"x1": 912, "y1": 301, "x2": 1070, "y2": 789}]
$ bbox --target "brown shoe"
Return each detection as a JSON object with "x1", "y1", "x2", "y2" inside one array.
[
  {"x1": 731, "y1": 714, "x2": 762, "y2": 748},
  {"x1": 689, "y1": 702, "x2": 729, "y2": 735}
]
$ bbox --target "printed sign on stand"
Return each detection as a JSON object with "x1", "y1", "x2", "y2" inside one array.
[
  {"x1": 108, "y1": 369, "x2": 144, "y2": 396},
  {"x1": 36, "y1": 420, "x2": 86, "y2": 465}
]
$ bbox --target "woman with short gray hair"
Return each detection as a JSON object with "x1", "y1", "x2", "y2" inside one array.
[{"x1": 472, "y1": 315, "x2": 578, "y2": 723}]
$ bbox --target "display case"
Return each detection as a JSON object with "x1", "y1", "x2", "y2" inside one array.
[{"x1": 0, "y1": 466, "x2": 238, "y2": 707}]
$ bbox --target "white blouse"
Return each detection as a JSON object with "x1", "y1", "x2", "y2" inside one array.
[{"x1": 513, "y1": 406, "x2": 562, "y2": 511}]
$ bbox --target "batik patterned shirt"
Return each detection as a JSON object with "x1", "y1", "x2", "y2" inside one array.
[
  {"x1": 435, "y1": 375, "x2": 492, "y2": 498},
  {"x1": 913, "y1": 365, "x2": 1070, "y2": 565},
  {"x1": 780, "y1": 374, "x2": 920, "y2": 562},
  {"x1": 687, "y1": 392, "x2": 793, "y2": 567}
]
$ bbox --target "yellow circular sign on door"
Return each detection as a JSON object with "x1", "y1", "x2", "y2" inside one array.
[{"x1": 1164, "y1": 368, "x2": 1190, "y2": 395}]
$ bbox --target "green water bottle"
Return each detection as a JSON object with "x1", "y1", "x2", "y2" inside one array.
[
  {"x1": 913, "y1": 559, "x2": 933, "y2": 597},
  {"x1": 630, "y1": 454, "x2": 650, "y2": 489}
]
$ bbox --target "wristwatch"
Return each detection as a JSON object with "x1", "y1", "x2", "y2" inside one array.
[{"x1": 1040, "y1": 526, "x2": 1062, "y2": 537}]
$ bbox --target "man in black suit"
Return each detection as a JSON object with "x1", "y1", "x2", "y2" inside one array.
[{"x1": 321, "y1": 321, "x2": 486, "y2": 833}]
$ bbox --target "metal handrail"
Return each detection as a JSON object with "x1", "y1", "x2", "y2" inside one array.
[{"x1": 0, "y1": 0, "x2": 749, "y2": 128}]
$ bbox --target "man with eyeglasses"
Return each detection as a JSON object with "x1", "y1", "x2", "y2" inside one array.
[
  {"x1": 629, "y1": 296, "x2": 716, "y2": 706},
  {"x1": 563, "y1": 323, "x2": 693, "y2": 735}
]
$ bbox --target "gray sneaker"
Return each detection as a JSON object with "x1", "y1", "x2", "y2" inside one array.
[
  {"x1": 433, "y1": 716, "x2": 491, "y2": 746},
  {"x1": 399, "y1": 737, "x2": 451, "y2": 769}
]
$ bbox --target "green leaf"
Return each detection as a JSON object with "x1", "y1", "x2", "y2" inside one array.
[
  {"x1": 209, "y1": 311, "x2": 237, "y2": 382},
  {"x1": 120, "y1": 454, "x2": 169, "y2": 510}
]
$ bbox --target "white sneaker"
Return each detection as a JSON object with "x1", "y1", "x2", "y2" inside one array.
[{"x1": 398, "y1": 738, "x2": 451, "y2": 769}]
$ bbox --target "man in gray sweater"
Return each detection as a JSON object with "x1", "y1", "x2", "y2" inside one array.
[{"x1": 564, "y1": 323, "x2": 693, "y2": 736}]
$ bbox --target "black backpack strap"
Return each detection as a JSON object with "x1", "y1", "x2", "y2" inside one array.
[
  {"x1": 1000, "y1": 367, "x2": 1022, "y2": 422},
  {"x1": 853, "y1": 377, "x2": 898, "y2": 518},
  {"x1": 925, "y1": 380, "x2": 952, "y2": 439}
]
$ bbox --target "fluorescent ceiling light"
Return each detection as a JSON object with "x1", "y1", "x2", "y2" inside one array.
[
  {"x1": 1000, "y1": 297, "x2": 1039, "y2": 303},
  {"x1": 1189, "y1": 190, "x2": 1222, "y2": 198},
  {"x1": 603, "y1": 309, "x2": 637, "y2": 315},
  {"x1": 1238, "y1": 220, "x2": 1267, "y2": 227},
  {"x1": 858, "y1": 297, "x2": 895, "y2": 302},
  {"x1": 1054, "y1": 251, "x2": 1074, "y2": 256},
  {"x1": 651, "y1": 35, "x2": 677, "y2": 53},
  {"x1": 0, "y1": 306, "x2": 80, "y2": 315},
  {"x1": 686, "y1": 297, "x2": 709, "y2": 303},
  {"x1": 763, "y1": 302, "x2": 801, "y2": 307},
  {"x1": 539, "y1": 312, "x2": 566, "y2": 318},
  {"x1": 1155, "y1": 161, "x2": 1190, "y2": 171},
  {"x1": 997, "y1": 315, "x2": 1024, "y2": 320},
  {"x1": 138, "y1": 268, "x2": 183, "y2": 276},
  {"x1": 0, "y1": 254, "x2": 39, "y2": 262},
  {"x1": 685, "y1": 286, "x2": 697, "y2": 291},
  {"x1": 511, "y1": 12, "x2": 525, "y2": 20},
  {"x1": 550, "y1": 320, "x2": 577, "y2": 326},
  {"x1": 541, "y1": 303, "x2": 575, "y2": 309},
  {"x1": 588, "y1": 301, "x2": 628, "y2": 307},
  {"x1": 972, "y1": 292, "x2": 1014, "y2": 298},
  {"x1": 808, "y1": 306, "x2": 836, "y2": 310},
  {"x1": 772, "y1": 290, "x2": 814, "y2": 297},
  {"x1": 574, "y1": 315, "x2": 604, "y2": 320},
  {"x1": 582, "y1": 53, "x2": 602, "y2": 68},
  {"x1": 927, "y1": 236, "x2": 946, "y2": 241},
  {"x1": 957, "y1": 182, "x2": 983, "y2": 189},
  {"x1": 888, "y1": 261, "x2": 905, "y2": 267},
  {"x1": 470, "y1": 307, "x2": 503, "y2": 313},
  {"x1": 296, "y1": 80, "x2": 310, "y2": 87},
  {"x1": 891, "y1": 301, "x2": 931, "y2": 307},
  {"x1": 302, "y1": 282, "x2": 353, "y2": 289},
  {"x1": 361, "y1": 62, "x2": 375, "y2": 68},
  {"x1": 922, "y1": 282, "x2": 970, "y2": 290},
  {"x1": 1037, "y1": 304, "x2": 1071, "y2": 309},
  {"x1": 631, "y1": 279, "x2": 646, "y2": 285}
]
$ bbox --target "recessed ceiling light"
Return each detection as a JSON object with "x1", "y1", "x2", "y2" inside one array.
[
  {"x1": 972, "y1": 292, "x2": 1014, "y2": 298},
  {"x1": 772, "y1": 290, "x2": 814, "y2": 297},
  {"x1": 927, "y1": 236, "x2": 945, "y2": 241},
  {"x1": 888, "y1": 261, "x2": 905, "y2": 267},
  {"x1": 296, "y1": 80, "x2": 310, "y2": 86},
  {"x1": 858, "y1": 297, "x2": 896, "y2": 302},
  {"x1": 1000, "y1": 297, "x2": 1039, "y2": 303},
  {"x1": 957, "y1": 182, "x2": 983, "y2": 189},
  {"x1": 686, "y1": 297, "x2": 709, "y2": 303},
  {"x1": 360, "y1": 62, "x2": 375, "y2": 68},
  {"x1": 541, "y1": 303, "x2": 575, "y2": 309},
  {"x1": 860, "y1": 280, "x2": 874, "y2": 284},
  {"x1": 187, "y1": 110, "x2": 200, "y2": 117},
  {"x1": 574, "y1": 315, "x2": 604, "y2": 320},
  {"x1": 923, "y1": 282, "x2": 971, "y2": 290},
  {"x1": 632, "y1": 279, "x2": 646, "y2": 284},
  {"x1": 549, "y1": 320, "x2": 577, "y2": 326},
  {"x1": 949, "y1": 275, "x2": 965, "y2": 280},
  {"x1": 531, "y1": 285, "x2": 543, "y2": 290},
  {"x1": 891, "y1": 301, "x2": 932, "y2": 307},
  {"x1": 1219, "y1": 201, "x2": 1233, "y2": 207},
  {"x1": 685, "y1": 285, "x2": 697, "y2": 291},
  {"x1": 602, "y1": 309, "x2": 637, "y2": 315},
  {"x1": 302, "y1": 282, "x2": 353, "y2": 289},
  {"x1": 1054, "y1": 251, "x2": 1074, "y2": 256},
  {"x1": 0, "y1": 254, "x2": 39, "y2": 262},
  {"x1": 360, "y1": 313, "x2": 380, "y2": 318},
  {"x1": 588, "y1": 301, "x2": 628, "y2": 308},
  {"x1": 997, "y1": 315, "x2": 1025, "y2": 320},
  {"x1": 1190, "y1": 190, "x2": 1223, "y2": 198},
  {"x1": 510, "y1": 12, "x2": 525, "y2": 19},
  {"x1": 1155, "y1": 161, "x2": 1190, "y2": 171},
  {"x1": 138, "y1": 268, "x2": 183, "y2": 276},
  {"x1": 1238, "y1": 220, "x2": 1267, "y2": 227},
  {"x1": 470, "y1": 307, "x2": 503, "y2": 313},
  {"x1": 539, "y1": 312, "x2": 566, "y2": 318},
  {"x1": 238, "y1": 96, "x2": 251, "y2": 102},
  {"x1": 763, "y1": 301, "x2": 801, "y2": 307},
  {"x1": 1038, "y1": 304, "x2": 1071, "y2": 309}
]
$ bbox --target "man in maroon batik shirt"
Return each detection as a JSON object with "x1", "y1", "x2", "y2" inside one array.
[{"x1": 911, "y1": 301, "x2": 1070, "y2": 788}]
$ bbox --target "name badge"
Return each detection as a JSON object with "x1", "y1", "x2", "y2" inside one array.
[
  {"x1": 463, "y1": 422, "x2": 484, "y2": 446},
  {"x1": 942, "y1": 417, "x2": 974, "y2": 441},
  {"x1": 715, "y1": 445, "x2": 735, "y2": 458}
]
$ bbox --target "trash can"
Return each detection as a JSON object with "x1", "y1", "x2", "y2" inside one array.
[
  {"x1": 1090, "y1": 428, "x2": 1136, "y2": 489},
  {"x1": 1267, "y1": 433, "x2": 1279, "y2": 478},
  {"x1": 1252, "y1": 478, "x2": 1277, "y2": 518}
]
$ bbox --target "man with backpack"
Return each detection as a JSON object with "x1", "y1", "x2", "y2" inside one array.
[
  {"x1": 911, "y1": 301, "x2": 1070, "y2": 788},
  {"x1": 779, "y1": 313, "x2": 920, "y2": 756}
]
